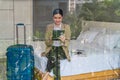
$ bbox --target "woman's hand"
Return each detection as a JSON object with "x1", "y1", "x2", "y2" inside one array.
[
  {"x1": 59, "y1": 34, "x2": 65, "y2": 42},
  {"x1": 41, "y1": 52, "x2": 46, "y2": 56},
  {"x1": 68, "y1": 58, "x2": 71, "y2": 62}
]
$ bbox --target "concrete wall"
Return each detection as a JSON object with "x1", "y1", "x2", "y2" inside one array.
[{"x1": 0, "y1": 0, "x2": 33, "y2": 57}]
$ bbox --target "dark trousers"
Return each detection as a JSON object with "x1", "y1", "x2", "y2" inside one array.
[{"x1": 46, "y1": 46, "x2": 66, "y2": 80}]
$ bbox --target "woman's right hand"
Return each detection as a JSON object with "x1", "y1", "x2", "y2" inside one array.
[
  {"x1": 68, "y1": 58, "x2": 71, "y2": 62},
  {"x1": 41, "y1": 52, "x2": 46, "y2": 56}
]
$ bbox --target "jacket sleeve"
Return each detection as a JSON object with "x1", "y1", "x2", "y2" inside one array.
[
  {"x1": 63, "y1": 24, "x2": 71, "y2": 47},
  {"x1": 45, "y1": 25, "x2": 53, "y2": 47}
]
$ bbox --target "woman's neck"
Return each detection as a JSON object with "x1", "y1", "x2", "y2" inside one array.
[{"x1": 54, "y1": 23, "x2": 61, "y2": 28}]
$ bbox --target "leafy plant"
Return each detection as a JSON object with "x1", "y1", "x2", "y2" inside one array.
[
  {"x1": 63, "y1": 13, "x2": 82, "y2": 39},
  {"x1": 34, "y1": 30, "x2": 44, "y2": 40},
  {"x1": 79, "y1": 0, "x2": 120, "y2": 22}
]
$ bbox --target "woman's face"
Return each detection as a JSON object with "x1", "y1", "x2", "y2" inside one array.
[{"x1": 53, "y1": 14, "x2": 63, "y2": 26}]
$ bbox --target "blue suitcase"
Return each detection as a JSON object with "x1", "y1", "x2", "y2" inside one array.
[{"x1": 6, "y1": 23, "x2": 34, "y2": 80}]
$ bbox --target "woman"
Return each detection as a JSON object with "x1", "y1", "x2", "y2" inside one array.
[{"x1": 42, "y1": 8, "x2": 71, "y2": 80}]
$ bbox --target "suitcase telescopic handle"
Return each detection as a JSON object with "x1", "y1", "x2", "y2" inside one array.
[{"x1": 16, "y1": 23, "x2": 26, "y2": 44}]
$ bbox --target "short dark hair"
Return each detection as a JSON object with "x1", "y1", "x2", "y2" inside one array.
[{"x1": 53, "y1": 8, "x2": 63, "y2": 16}]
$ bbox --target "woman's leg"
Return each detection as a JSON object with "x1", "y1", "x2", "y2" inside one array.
[
  {"x1": 53, "y1": 47, "x2": 61, "y2": 80},
  {"x1": 44, "y1": 49, "x2": 56, "y2": 80}
]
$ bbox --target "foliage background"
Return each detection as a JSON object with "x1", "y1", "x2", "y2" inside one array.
[{"x1": 64, "y1": 0, "x2": 120, "y2": 39}]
